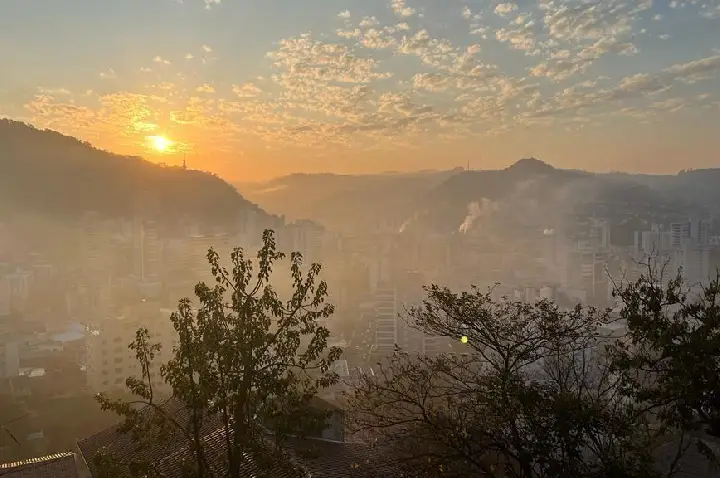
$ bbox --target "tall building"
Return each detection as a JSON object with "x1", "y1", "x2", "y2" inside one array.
[
  {"x1": 634, "y1": 224, "x2": 673, "y2": 258},
  {"x1": 373, "y1": 282, "x2": 398, "y2": 355},
  {"x1": 671, "y1": 218, "x2": 710, "y2": 248},
  {"x1": 86, "y1": 303, "x2": 178, "y2": 395},
  {"x1": 137, "y1": 220, "x2": 162, "y2": 282},
  {"x1": 286, "y1": 220, "x2": 325, "y2": 264}
]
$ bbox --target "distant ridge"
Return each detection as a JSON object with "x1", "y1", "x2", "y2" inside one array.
[{"x1": 0, "y1": 120, "x2": 274, "y2": 230}]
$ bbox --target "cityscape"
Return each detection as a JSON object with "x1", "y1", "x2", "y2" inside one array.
[{"x1": 2, "y1": 0, "x2": 720, "y2": 474}]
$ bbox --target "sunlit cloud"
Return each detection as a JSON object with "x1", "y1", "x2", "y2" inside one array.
[{"x1": 5, "y1": 0, "x2": 720, "y2": 177}]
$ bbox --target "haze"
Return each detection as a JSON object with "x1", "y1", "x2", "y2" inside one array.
[{"x1": 2, "y1": 0, "x2": 720, "y2": 181}]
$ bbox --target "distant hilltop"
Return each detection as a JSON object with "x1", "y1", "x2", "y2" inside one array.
[{"x1": 0, "y1": 120, "x2": 275, "y2": 230}]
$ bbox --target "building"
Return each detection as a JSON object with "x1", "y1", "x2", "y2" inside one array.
[
  {"x1": 373, "y1": 282, "x2": 398, "y2": 355},
  {"x1": 634, "y1": 224, "x2": 673, "y2": 258},
  {"x1": 670, "y1": 218, "x2": 710, "y2": 248},
  {"x1": 0, "y1": 337, "x2": 19, "y2": 379},
  {"x1": 85, "y1": 303, "x2": 177, "y2": 395},
  {"x1": 134, "y1": 219, "x2": 162, "y2": 283},
  {"x1": 287, "y1": 220, "x2": 325, "y2": 264}
]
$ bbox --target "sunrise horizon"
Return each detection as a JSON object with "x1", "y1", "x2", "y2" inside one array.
[{"x1": 2, "y1": 0, "x2": 719, "y2": 181}]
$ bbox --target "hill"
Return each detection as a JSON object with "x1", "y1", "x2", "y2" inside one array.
[
  {"x1": 239, "y1": 157, "x2": 720, "y2": 238},
  {"x1": 236, "y1": 168, "x2": 463, "y2": 233},
  {"x1": 0, "y1": 120, "x2": 272, "y2": 231}
]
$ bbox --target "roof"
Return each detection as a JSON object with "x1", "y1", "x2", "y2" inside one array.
[
  {"x1": 76, "y1": 396, "x2": 399, "y2": 477},
  {"x1": 77, "y1": 396, "x2": 225, "y2": 477},
  {"x1": 0, "y1": 452, "x2": 78, "y2": 478}
]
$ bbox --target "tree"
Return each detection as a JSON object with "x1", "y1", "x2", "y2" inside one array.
[
  {"x1": 609, "y1": 266, "x2": 720, "y2": 469},
  {"x1": 96, "y1": 229, "x2": 342, "y2": 477},
  {"x1": 347, "y1": 285, "x2": 659, "y2": 478}
]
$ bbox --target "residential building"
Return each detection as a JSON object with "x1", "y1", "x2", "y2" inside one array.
[
  {"x1": 85, "y1": 303, "x2": 177, "y2": 395},
  {"x1": 373, "y1": 281, "x2": 397, "y2": 355}
]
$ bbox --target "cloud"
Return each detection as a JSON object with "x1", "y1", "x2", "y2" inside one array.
[
  {"x1": 391, "y1": 0, "x2": 415, "y2": 18},
  {"x1": 196, "y1": 84, "x2": 215, "y2": 93},
  {"x1": 664, "y1": 54, "x2": 720, "y2": 84},
  {"x1": 204, "y1": 0, "x2": 220, "y2": 9},
  {"x1": 38, "y1": 87, "x2": 71, "y2": 96},
  {"x1": 12, "y1": 0, "x2": 720, "y2": 159},
  {"x1": 99, "y1": 69, "x2": 116, "y2": 79},
  {"x1": 494, "y1": 3, "x2": 518, "y2": 17},
  {"x1": 232, "y1": 82, "x2": 262, "y2": 98}
]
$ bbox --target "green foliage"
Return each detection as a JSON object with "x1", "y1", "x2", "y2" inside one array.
[
  {"x1": 609, "y1": 266, "x2": 720, "y2": 467},
  {"x1": 96, "y1": 229, "x2": 341, "y2": 477}
]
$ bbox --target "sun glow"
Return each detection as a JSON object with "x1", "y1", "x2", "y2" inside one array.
[{"x1": 148, "y1": 135, "x2": 173, "y2": 153}]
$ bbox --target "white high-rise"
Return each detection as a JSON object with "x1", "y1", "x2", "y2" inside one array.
[{"x1": 374, "y1": 282, "x2": 398, "y2": 355}]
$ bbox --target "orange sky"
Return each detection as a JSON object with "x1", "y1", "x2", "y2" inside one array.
[{"x1": 2, "y1": 0, "x2": 720, "y2": 182}]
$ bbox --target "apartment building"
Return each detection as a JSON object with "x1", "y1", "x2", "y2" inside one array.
[{"x1": 86, "y1": 303, "x2": 178, "y2": 396}]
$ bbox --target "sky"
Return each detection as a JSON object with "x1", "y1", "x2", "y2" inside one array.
[{"x1": 1, "y1": 0, "x2": 719, "y2": 182}]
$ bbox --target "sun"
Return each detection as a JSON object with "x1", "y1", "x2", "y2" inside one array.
[{"x1": 148, "y1": 135, "x2": 173, "y2": 153}]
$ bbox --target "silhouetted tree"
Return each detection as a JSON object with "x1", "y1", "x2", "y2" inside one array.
[
  {"x1": 347, "y1": 286, "x2": 659, "y2": 478},
  {"x1": 609, "y1": 266, "x2": 720, "y2": 469},
  {"x1": 96, "y1": 230, "x2": 342, "y2": 477}
]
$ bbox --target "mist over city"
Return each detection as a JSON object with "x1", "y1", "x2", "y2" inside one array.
[{"x1": 2, "y1": 0, "x2": 720, "y2": 476}]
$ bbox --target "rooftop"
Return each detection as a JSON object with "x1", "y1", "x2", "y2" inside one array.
[{"x1": 0, "y1": 452, "x2": 78, "y2": 478}]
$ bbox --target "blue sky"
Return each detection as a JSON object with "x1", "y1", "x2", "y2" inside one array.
[{"x1": 1, "y1": 0, "x2": 719, "y2": 180}]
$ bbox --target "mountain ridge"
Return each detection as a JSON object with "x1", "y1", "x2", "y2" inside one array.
[{"x1": 0, "y1": 120, "x2": 273, "y2": 232}]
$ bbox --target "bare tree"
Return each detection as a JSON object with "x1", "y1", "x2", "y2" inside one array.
[{"x1": 348, "y1": 285, "x2": 659, "y2": 477}]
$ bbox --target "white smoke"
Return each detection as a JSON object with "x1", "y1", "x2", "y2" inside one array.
[{"x1": 458, "y1": 198, "x2": 499, "y2": 234}]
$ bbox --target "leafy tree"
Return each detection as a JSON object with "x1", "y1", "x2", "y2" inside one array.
[
  {"x1": 347, "y1": 285, "x2": 659, "y2": 478},
  {"x1": 96, "y1": 229, "x2": 342, "y2": 477},
  {"x1": 609, "y1": 266, "x2": 720, "y2": 468}
]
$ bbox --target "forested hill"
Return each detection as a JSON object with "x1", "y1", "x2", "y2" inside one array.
[{"x1": 0, "y1": 120, "x2": 270, "y2": 229}]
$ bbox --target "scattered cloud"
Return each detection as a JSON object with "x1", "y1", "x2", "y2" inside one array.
[
  {"x1": 99, "y1": 69, "x2": 116, "y2": 79},
  {"x1": 11, "y1": 0, "x2": 720, "y2": 159},
  {"x1": 391, "y1": 0, "x2": 415, "y2": 18},
  {"x1": 494, "y1": 3, "x2": 518, "y2": 17},
  {"x1": 196, "y1": 84, "x2": 215, "y2": 93},
  {"x1": 232, "y1": 83, "x2": 262, "y2": 98}
]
